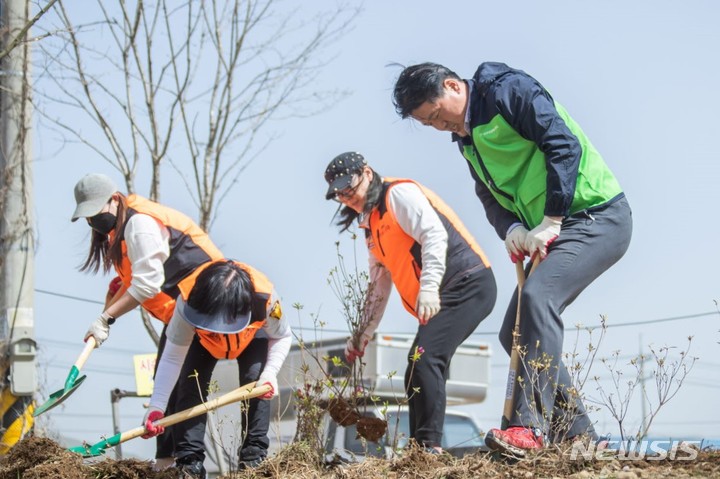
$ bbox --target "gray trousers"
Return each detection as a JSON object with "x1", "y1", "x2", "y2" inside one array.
[{"x1": 498, "y1": 197, "x2": 632, "y2": 442}]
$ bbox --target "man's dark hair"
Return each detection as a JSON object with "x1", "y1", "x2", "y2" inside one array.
[
  {"x1": 335, "y1": 168, "x2": 383, "y2": 232},
  {"x1": 392, "y1": 62, "x2": 461, "y2": 118},
  {"x1": 188, "y1": 260, "x2": 255, "y2": 318}
]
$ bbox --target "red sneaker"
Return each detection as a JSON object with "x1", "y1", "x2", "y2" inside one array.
[{"x1": 485, "y1": 427, "x2": 544, "y2": 457}]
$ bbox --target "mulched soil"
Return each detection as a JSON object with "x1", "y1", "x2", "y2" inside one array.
[{"x1": 1, "y1": 435, "x2": 718, "y2": 478}]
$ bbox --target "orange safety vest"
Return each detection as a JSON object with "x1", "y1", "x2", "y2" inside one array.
[
  {"x1": 364, "y1": 178, "x2": 490, "y2": 319},
  {"x1": 176, "y1": 261, "x2": 279, "y2": 360},
  {"x1": 110, "y1": 195, "x2": 224, "y2": 323}
]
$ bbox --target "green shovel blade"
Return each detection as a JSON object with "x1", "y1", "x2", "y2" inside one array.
[
  {"x1": 33, "y1": 374, "x2": 87, "y2": 417},
  {"x1": 68, "y1": 433, "x2": 122, "y2": 458}
]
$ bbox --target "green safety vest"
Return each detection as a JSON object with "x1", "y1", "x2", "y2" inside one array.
[{"x1": 462, "y1": 101, "x2": 622, "y2": 228}]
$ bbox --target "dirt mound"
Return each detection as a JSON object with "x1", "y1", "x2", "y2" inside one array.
[
  {"x1": 0, "y1": 436, "x2": 176, "y2": 479},
  {"x1": 1, "y1": 436, "x2": 718, "y2": 478},
  {"x1": 0, "y1": 436, "x2": 82, "y2": 479}
]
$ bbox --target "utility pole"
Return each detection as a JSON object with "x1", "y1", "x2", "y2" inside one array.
[{"x1": 0, "y1": 0, "x2": 36, "y2": 453}]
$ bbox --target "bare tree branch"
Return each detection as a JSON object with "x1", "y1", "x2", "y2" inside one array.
[
  {"x1": 0, "y1": 0, "x2": 59, "y2": 61},
  {"x1": 32, "y1": 0, "x2": 358, "y2": 228}
]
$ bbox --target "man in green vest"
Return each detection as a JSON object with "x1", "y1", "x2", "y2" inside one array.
[{"x1": 392, "y1": 62, "x2": 632, "y2": 457}]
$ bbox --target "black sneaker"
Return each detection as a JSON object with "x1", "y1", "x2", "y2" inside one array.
[
  {"x1": 176, "y1": 459, "x2": 206, "y2": 479},
  {"x1": 421, "y1": 446, "x2": 442, "y2": 455},
  {"x1": 237, "y1": 457, "x2": 264, "y2": 470}
]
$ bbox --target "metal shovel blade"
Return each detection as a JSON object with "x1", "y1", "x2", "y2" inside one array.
[
  {"x1": 35, "y1": 339, "x2": 96, "y2": 417},
  {"x1": 68, "y1": 434, "x2": 119, "y2": 458},
  {"x1": 34, "y1": 374, "x2": 87, "y2": 417}
]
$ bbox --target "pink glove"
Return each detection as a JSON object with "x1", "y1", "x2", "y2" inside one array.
[
  {"x1": 345, "y1": 337, "x2": 368, "y2": 362},
  {"x1": 142, "y1": 408, "x2": 165, "y2": 439}
]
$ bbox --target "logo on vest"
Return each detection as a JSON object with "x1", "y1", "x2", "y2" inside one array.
[
  {"x1": 480, "y1": 126, "x2": 499, "y2": 136},
  {"x1": 270, "y1": 301, "x2": 283, "y2": 320}
]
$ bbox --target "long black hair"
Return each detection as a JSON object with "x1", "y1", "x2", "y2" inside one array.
[
  {"x1": 79, "y1": 193, "x2": 130, "y2": 274},
  {"x1": 334, "y1": 168, "x2": 384, "y2": 232},
  {"x1": 188, "y1": 260, "x2": 255, "y2": 319}
]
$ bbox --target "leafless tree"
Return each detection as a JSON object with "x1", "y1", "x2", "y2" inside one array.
[
  {"x1": 34, "y1": 0, "x2": 356, "y2": 227},
  {"x1": 31, "y1": 0, "x2": 358, "y2": 342}
]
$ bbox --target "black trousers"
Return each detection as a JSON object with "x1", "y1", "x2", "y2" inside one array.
[
  {"x1": 155, "y1": 330, "x2": 270, "y2": 463},
  {"x1": 404, "y1": 267, "x2": 496, "y2": 447}
]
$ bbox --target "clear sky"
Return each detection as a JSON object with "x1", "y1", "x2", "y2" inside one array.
[{"x1": 28, "y1": 0, "x2": 720, "y2": 461}]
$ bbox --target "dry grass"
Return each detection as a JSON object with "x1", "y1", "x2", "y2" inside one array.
[{"x1": 1, "y1": 436, "x2": 718, "y2": 478}]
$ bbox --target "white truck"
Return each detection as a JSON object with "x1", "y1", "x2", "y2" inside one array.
[{"x1": 268, "y1": 333, "x2": 492, "y2": 459}]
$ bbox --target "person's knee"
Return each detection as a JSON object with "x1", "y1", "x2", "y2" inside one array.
[
  {"x1": 406, "y1": 354, "x2": 443, "y2": 386},
  {"x1": 521, "y1": 282, "x2": 555, "y2": 323}
]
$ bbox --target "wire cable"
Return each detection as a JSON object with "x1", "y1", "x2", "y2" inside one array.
[{"x1": 35, "y1": 288, "x2": 719, "y2": 336}]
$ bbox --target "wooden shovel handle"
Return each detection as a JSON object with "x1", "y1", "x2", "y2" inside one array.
[
  {"x1": 74, "y1": 337, "x2": 96, "y2": 370},
  {"x1": 122, "y1": 382, "x2": 272, "y2": 443},
  {"x1": 502, "y1": 256, "x2": 540, "y2": 426}
]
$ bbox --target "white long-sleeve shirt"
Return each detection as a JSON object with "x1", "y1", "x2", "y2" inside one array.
[
  {"x1": 123, "y1": 214, "x2": 170, "y2": 302},
  {"x1": 358, "y1": 180, "x2": 448, "y2": 341}
]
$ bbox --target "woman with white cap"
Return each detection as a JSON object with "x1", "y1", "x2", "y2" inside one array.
[{"x1": 140, "y1": 259, "x2": 291, "y2": 478}]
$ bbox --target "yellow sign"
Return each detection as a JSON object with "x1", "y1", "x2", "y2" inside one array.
[{"x1": 133, "y1": 353, "x2": 157, "y2": 397}]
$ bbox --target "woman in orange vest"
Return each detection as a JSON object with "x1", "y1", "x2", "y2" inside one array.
[
  {"x1": 324, "y1": 152, "x2": 497, "y2": 453},
  {"x1": 71, "y1": 172, "x2": 224, "y2": 471},
  {"x1": 140, "y1": 260, "x2": 291, "y2": 478}
]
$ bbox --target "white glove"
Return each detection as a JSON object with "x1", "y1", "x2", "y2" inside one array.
[
  {"x1": 504, "y1": 224, "x2": 529, "y2": 264},
  {"x1": 256, "y1": 373, "x2": 278, "y2": 400},
  {"x1": 524, "y1": 216, "x2": 563, "y2": 260},
  {"x1": 416, "y1": 289, "x2": 441, "y2": 325},
  {"x1": 84, "y1": 312, "x2": 113, "y2": 347},
  {"x1": 345, "y1": 336, "x2": 369, "y2": 363}
]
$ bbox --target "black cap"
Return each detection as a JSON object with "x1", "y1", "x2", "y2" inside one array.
[{"x1": 324, "y1": 152, "x2": 367, "y2": 200}]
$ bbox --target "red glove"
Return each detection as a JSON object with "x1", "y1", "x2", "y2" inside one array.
[
  {"x1": 256, "y1": 375, "x2": 277, "y2": 399},
  {"x1": 260, "y1": 382, "x2": 274, "y2": 400},
  {"x1": 108, "y1": 276, "x2": 123, "y2": 296},
  {"x1": 345, "y1": 337, "x2": 368, "y2": 362},
  {"x1": 142, "y1": 408, "x2": 165, "y2": 439}
]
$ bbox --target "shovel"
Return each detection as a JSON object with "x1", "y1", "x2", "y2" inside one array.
[
  {"x1": 501, "y1": 256, "x2": 539, "y2": 429},
  {"x1": 34, "y1": 337, "x2": 97, "y2": 417},
  {"x1": 68, "y1": 382, "x2": 271, "y2": 458}
]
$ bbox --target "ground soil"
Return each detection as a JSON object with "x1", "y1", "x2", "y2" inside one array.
[{"x1": 1, "y1": 436, "x2": 718, "y2": 478}]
